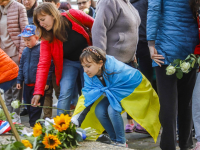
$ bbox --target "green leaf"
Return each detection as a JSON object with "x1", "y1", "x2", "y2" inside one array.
[
  {"x1": 185, "y1": 55, "x2": 191, "y2": 60},
  {"x1": 176, "y1": 71, "x2": 183, "y2": 79},
  {"x1": 67, "y1": 134, "x2": 74, "y2": 139},
  {"x1": 173, "y1": 59, "x2": 181, "y2": 65},
  {"x1": 191, "y1": 60, "x2": 196, "y2": 68},
  {"x1": 190, "y1": 54, "x2": 196, "y2": 59},
  {"x1": 13, "y1": 142, "x2": 26, "y2": 149},
  {"x1": 36, "y1": 119, "x2": 46, "y2": 123}
]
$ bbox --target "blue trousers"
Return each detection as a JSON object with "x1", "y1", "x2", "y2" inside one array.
[
  {"x1": 95, "y1": 97, "x2": 126, "y2": 144},
  {"x1": 0, "y1": 78, "x2": 17, "y2": 92},
  {"x1": 57, "y1": 59, "x2": 84, "y2": 115},
  {"x1": 23, "y1": 84, "x2": 45, "y2": 127}
]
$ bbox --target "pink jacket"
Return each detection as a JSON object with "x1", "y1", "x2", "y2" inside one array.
[{"x1": 0, "y1": 1, "x2": 28, "y2": 55}]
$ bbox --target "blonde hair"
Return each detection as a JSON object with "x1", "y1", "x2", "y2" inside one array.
[{"x1": 33, "y1": 3, "x2": 69, "y2": 42}]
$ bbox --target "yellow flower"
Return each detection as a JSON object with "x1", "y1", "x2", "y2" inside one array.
[
  {"x1": 42, "y1": 134, "x2": 61, "y2": 149},
  {"x1": 53, "y1": 114, "x2": 71, "y2": 132},
  {"x1": 33, "y1": 122, "x2": 42, "y2": 137},
  {"x1": 21, "y1": 140, "x2": 33, "y2": 148}
]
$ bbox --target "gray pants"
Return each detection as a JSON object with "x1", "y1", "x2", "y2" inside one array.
[
  {"x1": 4, "y1": 55, "x2": 23, "y2": 115},
  {"x1": 192, "y1": 73, "x2": 200, "y2": 142}
]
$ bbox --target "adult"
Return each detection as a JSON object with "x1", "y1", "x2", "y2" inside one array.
[
  {"x1": 147, "y1": 0, "x2": 199, "y2": 150},
  {"x1": 0, "y1": 0, "x2": 28, "y2": 114},
  {"x1": 59, "y1": 2, "x2": 71, "y2": 12},
  {"x1": 22, "y1": 0, "x2": 38, "y2": 25},
  {"x1": 125, "y1": 0, "x2": 153, "y2": 134},
  {"x1": 77, "y1": 0, "x2": 95, "y2": 18},
  {"x1": 191, "y1": 0, "x2": 200, "y2": 150},
  {"x1": 31, "y1": 3, "x2": 94, "y2": 115}
]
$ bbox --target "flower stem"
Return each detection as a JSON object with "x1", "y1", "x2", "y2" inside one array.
[{"x1": 20, "y1": 104, "x2": 74, "y2": 112}]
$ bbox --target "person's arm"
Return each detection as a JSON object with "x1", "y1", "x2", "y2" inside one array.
[
  {"x1": 18, "y1": 3, "x2": 28, "y2": 60},
  {"x1": 16, "y1": 49, "x2": 25, "y2": 86},
  {"x1": 33, "y1": 40, "x2": 52, "y2": 96},
  {"x1": 91, "y1": 0, "x2": 120, "y2": 51},
  {"x1": 147, "y1": 0, "x2": 164, "y2": 66}
]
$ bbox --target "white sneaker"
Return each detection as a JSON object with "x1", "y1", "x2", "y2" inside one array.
[
  {"x1": 53, "y1": 101, "x2": 58, "y2": 107},
  {"x1": 116, "y1": 142, "x2": 128, "y2": 148}
]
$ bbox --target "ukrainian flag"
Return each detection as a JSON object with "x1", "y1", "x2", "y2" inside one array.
[{"x1": 72, "y1": 55, "x2": 160, "y2": 143}]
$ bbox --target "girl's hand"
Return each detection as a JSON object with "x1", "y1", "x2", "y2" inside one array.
[
  {"x1": 31, "y1": 95, "x2": 41, "y2": 107},
  {"x1": 149, "y1": 46, "x2": 165, "y2": 67},
  {"x1": 16, "y1": 84, "x2": 22, "y2": 89},
  {"x1": 45, "y1": 85, "x2": 49, "y2": 91}
]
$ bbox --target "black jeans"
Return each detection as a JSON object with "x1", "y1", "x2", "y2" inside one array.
[
  {"x1": 23, "y1": 84, "x2": 45, "y2": 127},
  {"x1": 127, "y1": 41, "x2": 154, "y2": 120},
  {"x1": 155, "y1": 66, "x2": 195, "y2": 150}
]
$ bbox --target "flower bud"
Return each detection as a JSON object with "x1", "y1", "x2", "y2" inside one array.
[
  {"x1": 166, "y1": 66, "x2": 176, "y2": 75},
  {"x1": 180, "y1": 62, "x2": 190, "y2": 73},
  {"x1": 83, "y1": 8, "x2": 89, "y2": 14}
]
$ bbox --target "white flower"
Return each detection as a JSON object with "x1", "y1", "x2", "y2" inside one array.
[
  {"x1": 24, "y1": 147, "x2": 33, "y2": 150},
  {"x1": 166, "y1": 65, "x2": 176, "y2": 75},
  {"x1": 83, "y1": 8, "x2": 89, "y2": 14},
  {"x1": 11, "y1": 100, "x2": 20, "y2": 109},
  {"x1": 180, "y1": 62, "x2": 190, "y2": 73}
]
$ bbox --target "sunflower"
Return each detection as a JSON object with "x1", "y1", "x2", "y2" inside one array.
[
  {"x1": 42, "y1": 134, "x2": 61, "y2": 149},
  {"x1": 53, "y1": 113, "x2": 71, "y2": 132},
  {"x1": 33, "y1": 122, "x2": 42, "y2": 137},
  {"x1": 21, "y1": 140, "x2": 33, "y2": 148}
]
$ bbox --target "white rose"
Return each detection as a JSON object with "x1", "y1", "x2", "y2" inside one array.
[
  {"x1": 83, "y1": 8, "x2": 89, "y2": 14},
  {"x1": 180, "y1": 62, "x2": 190, "y2": 73},
  {"x1": 166, "y1": 66, "x2": 176, "y2": 75},
  {"x1": 11, "y1": 100, "x2": 20, "y2": 109}
]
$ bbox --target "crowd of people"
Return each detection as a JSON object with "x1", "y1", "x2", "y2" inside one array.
[{"x1": 0, "y1": 0, "x2": 200, "y2": 150}]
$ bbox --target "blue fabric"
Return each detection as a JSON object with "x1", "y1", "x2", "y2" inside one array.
[
  {"x1": 28, "y1": 16, "x2": 34, "y2": 25},
  {"x1": 0, "y1": 78, "x2": 17, "y2": 92},
  {"x1": 147, "y1": 0, "x2": 199, "y2": 67},
  {"x1": 83, "y1": 55, "x2": 142, "y2": 112},
  {"x1": 89, "y1": 7, "x2": 96, "y2": 18},
  {"x1": 95, "y1": 97, "x2": 126, "y2": 144},
  {"x1": 17, "y1": 43, "x2": 52, "y2": 85},
  {"x1": 18, "y1": 25, "x2": 36, "y2": 37},
  {"x1": 57, "y1": 59, "x2": 84, "y2": 115}
]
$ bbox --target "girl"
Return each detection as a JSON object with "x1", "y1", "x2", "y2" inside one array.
[
  {"x1": 190, "y1": 0, "x2": 200, "y2": 150},
  {"x1": 71, "y1": 46, "x2": 161, "y2": 147},
  {"x1": 31, "y1": 3, "x2": 94, "y2": 115}
]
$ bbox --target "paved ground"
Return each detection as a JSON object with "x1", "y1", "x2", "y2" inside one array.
[{"x1": 18, "y1": 93, "x2": 196, "y2": 150}]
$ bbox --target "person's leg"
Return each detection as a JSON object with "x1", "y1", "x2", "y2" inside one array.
[
  {"x1": 108, "y1": 104, "x2": 126, "y2": 144},
  {"x1": 95, "y1": 97, "x2": 116, "y2": 142},
  {"x1": 155, "y1": 66, "x2": 178, "y2": 150},
  {"x1": 178, "y1": 69, "x2": 196, "y2": 149},
  {"x1": 57, "y1": 59, "x2": 80, "y2": 115},
  {"x1": 43, "y1": 80, "x2": 53, "y2": 119},
  {"x1": 192, "y1": 73, "x2": 200, "y2": 143},
  {"x1": 25, "y1": 85, "x2": 45, "y2": 127}
]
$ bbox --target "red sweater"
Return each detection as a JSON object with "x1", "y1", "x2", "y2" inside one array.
[
  {"x1": 33, "y1": 9, "x2": 94, "y2": 96},
  {"x1": 194, "y1": 17, "x2": 200, "y2": 55}
]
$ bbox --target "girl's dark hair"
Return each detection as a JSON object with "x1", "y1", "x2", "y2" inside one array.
[
  {"x1": 33, "y1": 3, "x2": 69, "y2": 42},
  {"x1": 27, "y1": 0, "x2": 38, "y2": 18},
  {"x1": 80, "y1": 46, "x2": 108, "y2": 76},
  {"x1": 189, "y1": 0, "x2": 200, "y2": 20}
]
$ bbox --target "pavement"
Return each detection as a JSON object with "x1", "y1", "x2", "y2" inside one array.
[{"x1": 19, "y1": 92, "x2": 197, "y2": 150}]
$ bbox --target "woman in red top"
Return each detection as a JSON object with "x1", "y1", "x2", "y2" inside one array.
[
  {"x1": 31, "y1": 3, "x2": 94, "y2": 115},
  {"x1": 191, "y1": 0, "x2": 200, "y2": 150}
]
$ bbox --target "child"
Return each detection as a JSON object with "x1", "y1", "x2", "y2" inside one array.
[
  {"x1": 71, "y1": 46, "x2": 161, "y2": 147},
  {"x1": 16, "y1": 25, "x2": 52, "y2": 127}
]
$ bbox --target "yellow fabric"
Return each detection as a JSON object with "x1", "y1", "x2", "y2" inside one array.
[
  {"x1": 121, "y1": 74, "x2": 160, "y2": 143},
  {"x1": 73, "y1": 75, "x2": 160, "y2": 143}
]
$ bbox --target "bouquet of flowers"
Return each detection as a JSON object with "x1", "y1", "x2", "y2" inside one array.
[
  {"x1": 166, "y1": 54, "x2": 200, "y2": 79},
  {"x1": 1, "y1": 101, "x2": 99, "y2": 150}
]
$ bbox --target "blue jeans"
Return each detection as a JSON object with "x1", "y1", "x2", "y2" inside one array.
[
  {"x1": 57, "y1": 59, "x2": 84, "y2": 115},
  {"x1": 95, "y1": 97, "x2": 126, "y2": 144}
]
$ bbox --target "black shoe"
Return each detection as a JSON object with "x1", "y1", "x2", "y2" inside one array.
[
  {"x1": 20, "y1": 109, "x2": 28, "y2": 116},
  {"x1": 96, "y1": 134, "x2": 111, "y2": 144}
]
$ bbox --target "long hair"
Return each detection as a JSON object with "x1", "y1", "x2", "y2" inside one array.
[
  {"x1": 33, "y1": 3, "x2": 69, "y2": 42},
  {"x1": 189, "y1": 0, "x2": 200, "y2": 20}
]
